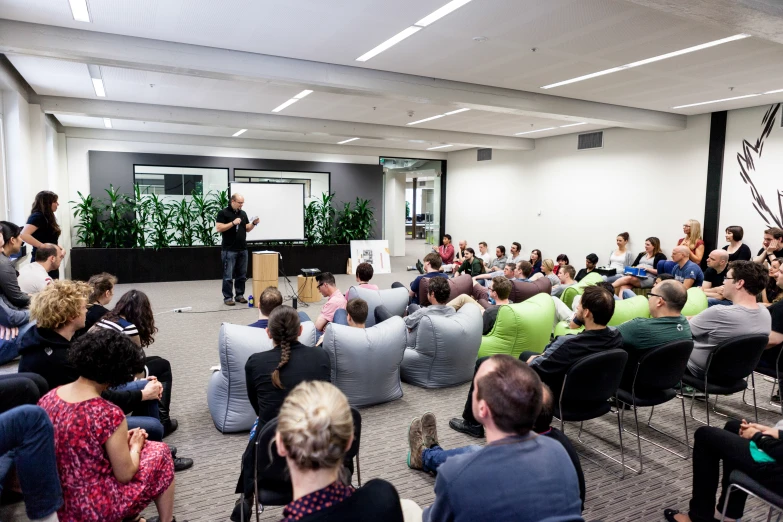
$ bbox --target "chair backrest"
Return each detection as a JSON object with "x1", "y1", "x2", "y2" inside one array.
[
  {"x1": 419, "y1": 274, "x2": 473, "y2": 307},
  {"x1": 509, "y1": 277, "x2": 552, "y2": 304},
  {"x1": 706, "y1": 334, "x2": 770, "y2": 384},
  {"x1": 607, "y1": 295, "x2": 650, "y2": 326},
  {"x1": 561, "y1": 349, "x2": 628, "y2": 405},
  {"x1": 478, "y1": 293, "x2": 555, "y2": 358},
  {"x1": 681, "y1": 288, "x2": 708, "y2": 317},
  {"x1": 561, "y1": 271, "x2": 603, "y2": 308},
  {"x1": 345, "y1": 286, "x2": 408, "y2": 327},
  {"x1": 632, "y1": 339, "x2": 694, "y2": 392}
]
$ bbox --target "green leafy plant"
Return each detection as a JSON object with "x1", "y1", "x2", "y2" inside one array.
[
  {"x1": 336, "y1": 198, "x2": 375, "y2": 243},
  {"x1": 171, "y1": 198, "x2": 195, "y2": 246},
  {"x1": 304, "y1": 201, "x2": 319, "y2": 246},
  {"x1": 69, "y1": 191, "x2": 102, "y2": 248},
  {"x1": 100, "y1": 185, "x2": 132, "y2": 248},
  {"x1": 307, "y1": 193, "x2": 336, "y2": 245},
  {"x1": 149, "y1": 194, "x2": 175, "y2": 249},
  {"x1": 406, "y1": 201, "x2": 411, "y2": 220},
  {"x1": 191, "y1": 190, "x2": 220, "y2": 246},
  {"x1": 126, "y1": 184, "x2": 153, "y2": 248},
  {"x1": 216, "y1": 189, "x2": 229, "y2": 210}
]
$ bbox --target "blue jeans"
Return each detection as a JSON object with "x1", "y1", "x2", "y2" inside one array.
[
  {"x1": 222, "y1": 249, "x2": 248, "y2": 300},
  {"x1": 708, "y1": 298, "x2": 732, "y2": 307},
  {"x1": 479, "y1": 271, "x2": 503, "y2": 287},
  {"x1": 333, "y1": 309, "x2": 349, "y2": 326},
  {"x1": 422, "y1": 444, "x2": 482, "y2": 473},
  {"x1": 622, "y1": 289, "x2": 636, "y2": 300},
  {"x1": 114, "y1": 380, "x2": 164, "y2": 442},
  {"x1": 0, "y1": 405, "x2": 63, "y2": 519}
]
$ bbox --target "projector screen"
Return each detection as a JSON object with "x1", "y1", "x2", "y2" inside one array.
[{"x1": 230, "y1": 182, "x2": 305, "y2": 241}]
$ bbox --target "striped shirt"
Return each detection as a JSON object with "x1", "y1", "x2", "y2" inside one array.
[{"x1": 95, "y1": 317, "x2": 139, "y2": 337}]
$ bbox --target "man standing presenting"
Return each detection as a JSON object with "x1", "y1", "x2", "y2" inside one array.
[{"x1": 215, "y1": 193, "x2": 259, "y2": 306}]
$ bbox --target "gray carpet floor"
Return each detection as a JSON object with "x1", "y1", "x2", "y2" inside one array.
[{"x1": 1, "y1": 241, "x2": 781, "y2": 521}]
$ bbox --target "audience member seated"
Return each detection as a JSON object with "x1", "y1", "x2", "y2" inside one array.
[
  {"x1": 456, "y1": 247, "x2": 483, "y2": 276},
  {"x1": 723, "y1": 225, "x2": 752, "y2": 262},
  {"x1": 404, "y1": 278, "x2": 455, "y2": 346},
  {"x1": 0, "y1": 373, "x2": 49, "y2": 412},
  {"x1": 448, "y1": 276, "x2": 512, "y2": 335},
  {"x1": 487, "y1": 245, "x2": 508, "y2": 273},
  {"x1": 435, "y1": 234, "x2": 454, "y2": 266},
  {"x1": 664, "y1": 419, "x2": 783, "y2": 522},
  {"x1": 758, "y1": 268, "x2": 783, "y2": 374},
  {"x1": 762, "y1": 259, "x2": 782, "y2": 304},
  {"x1": 514, "y1": 260, "x2": 533, "y2": 282},
  {"x1": 678, "y1": 219, "x2": 706, "y2": 264},
  {"x1": 354, "y1": 262, "x2": 378, "y2": 290},
  {"x1": 661, "y1": 246, "x2": 705, "y2": 289},
  {"x1": 17, "y1": 243, "x2": 59, "y2": 295},
  {"x1": 0, "y1": 289, "x2": 31, "y2": 365},
  {"x1": 0, "y1": 405, "x2": 62, "y2": 522},
  {"x1": 249, "y1": 286, "x2": 310, "y2": 329},
  {"x1": 477, "y1": 241, "x2": 491, "y2": 268},
  {"x1": 575, "y1": 253, "x2": 599, "y2": 282},
  {"x1": 277, "y1": 381, "x2": 405, "y2": 522},
  {"x1": 332, "y1": 297, "x2": 368, "y2": 328},
  {"x1": 39, "y1": 329, "x2": 182, "y2": 522},
  {"x1": 686, "y1": 261, "x2": 771, "y2": 379},
  {"x1": 754, "y1": 227, "x2": 783, "y2": 267},
  {"x1": 554, "y1": 254, "x2": 570, "y2": 275},
  {"x1": 473, "y1": 261, "x2": 514, "y2": 287},
  {"x1": 314, "y1": 272, "x2": 347, "y2": 334},
  {"x1": 615, "y1": 280, "x2": 691, "y2": 390},
  {"x1": 529, "y1": 249, "x2": 543, "y2": 275},
  {"x1": 702, "y1": 249, "x2": 731, "y2": 307},
  {"x1": 74, "y1": 272, "x2": 116, "y2": 338},
  {"x1": 0, "y1": 221, "x2": 30, "y2": 309},
  {"x1": 552, "y1": 265, "x2": 577, "y2": 297},
  {"x1": 612, "y1": 237, "x2": 667, "y2": 298},
  {"x1": 443, "y1": 239, "x2": 467, "y2": 273},
  {"x1": 508, "y1": 242, "x2": 524, "y2": 264},
  {"x1": 604, "y1": 232, "x2": 634, "y2": 282},
  {"x1": 412, "y1": 355, "x2": 583, "y2": 522},
  {"x1": 395, "y1": 253, "x2": 447, "y2": 305},
  {"x1": 531, "y1": 259, "x2": 559, "y2": 287}
]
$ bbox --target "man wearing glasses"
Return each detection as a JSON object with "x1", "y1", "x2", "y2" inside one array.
[{"x1": 314, "y1": 272, "x2": 347, "y2": 335}]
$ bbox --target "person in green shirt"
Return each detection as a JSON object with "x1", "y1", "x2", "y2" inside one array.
[
  {"x1": 457, "y1": 248, "x2": 484, "y2": 277},
  {"x1": 615, "y1": 279, "x2": 692, "y2": 390}
]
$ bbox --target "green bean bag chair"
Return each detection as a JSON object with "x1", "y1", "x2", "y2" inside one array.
[
  {"x1": 478, "y1": 293, "x2": 555, "y2": 358},
  {"x1": 553, "y1": 295, "x2": 651, "y2": 338},
  {"x1": 681, "y1": 287, "x2": 708, "y2": 317},
  {"x1": 560, "y1": 271, "x2": 604, "y2": 309}
]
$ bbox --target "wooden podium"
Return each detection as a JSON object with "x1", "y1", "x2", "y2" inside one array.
[
  {"x1": 297, "y1": 275, "x2": 321, "y2": 303},
  {"x1": 252, "y1": 252, "x2": 278, "y2": 299}
]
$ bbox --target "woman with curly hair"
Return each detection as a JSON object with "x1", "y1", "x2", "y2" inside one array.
[
  {"x1": 21, "y1": 191, "x2": 63, "y2": 279},
  {"x1": 39, "y1": 328, "x2": 185, "y2": 522}
]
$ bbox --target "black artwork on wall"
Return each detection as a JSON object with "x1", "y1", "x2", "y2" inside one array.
[{"x1": 737, "y1": 103, "x2": 782, "y2": 228}]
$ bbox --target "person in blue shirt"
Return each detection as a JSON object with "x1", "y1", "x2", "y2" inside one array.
[
  {"x1": 393, "y1": 253, "x2": 448, "y2": 305},
  {"x1": 661, "y1": 245, "x2": 704, "y2": 289}
]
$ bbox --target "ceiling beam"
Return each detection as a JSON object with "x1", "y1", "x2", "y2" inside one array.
[
  {"x1": 38, "y1": 96, "x2": 534, "y2": 150},
  {"x1": 0, "y1": 20, "x2": 686, "y2": 132}
]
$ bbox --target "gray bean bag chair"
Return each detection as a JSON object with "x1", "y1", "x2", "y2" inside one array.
[
  {"x1": 208, "y1": 321, "x2": 317, "y2": 433},
  {"x1": 322, "y1": 317, "x2": 406, "y2": 407},
  {"x1": 401, "y1": 305, "x2": 482, "y2": 388},
  {"x1": 345, "y1": 286, "x2": 408, "y2": 327}
]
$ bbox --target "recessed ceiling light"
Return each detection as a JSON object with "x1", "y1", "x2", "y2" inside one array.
[
  {"x1": 272, "y1": 98, "x2": 299, "y2": 113},
  {"x1": 560, "y1": 122, "x2": 587, "y2": 128},
  {"x1": 68, "y1": 0, "x2": 91, "y2": 22},
  {"x1": 515, "y1": 127, "x2": 556, "y2": 135},
  {"x1": 294, "y1": 90, "x2": 313, "y2": 99},
  {"x1": 103, "y1": 118, "x2": 112, "y2": 129},
  {"x1": 232, "y1": 129, "x2": 248, "y2": 137},
  {"x1": 764, "y1": 88, "x2": 783, "y2": 94},
  {"x1": 92, "y1": 78, "x2": 106, "y2": 97},
  {"x1": 408, "y1": 114, "x2": 445, "y2": 126},
  {"x1": 541, "y1": 34, "x2": 751, "y2": 89},
  {"x1": 672, "y1": 93, "x2": 761, "y2": 109},
  {"x1": 472, "y1": 36, "x2": 488, "y2": 43},
  {"x1": 427, "y1": 144, "x2": 453, "y2": 150},
  {"x1": 356, "y1": 26, "x2": 422, "y2": 62},
  {"x1": 338, "y1": 137, "x2": 360, "y2": 144},
  {"x1": 415, "y1": 0, "x2": 473, "y2": 27},
  {"x1": 444, "y1": 108, "x2": 471, "y2": 116}
]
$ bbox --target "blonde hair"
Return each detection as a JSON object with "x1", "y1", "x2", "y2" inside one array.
[
  {"x1": 541, "y1": 259, "x2": 555, "y2": 274},
  {"x1": 684, "y1": 219, "x2": 703, "y2": 248},
  {"x1": 277, "y1": 381, "x2": 353, "y2": 472},
  {"x1": 31, "y1": 280, "x2": 90, "y2": 330}
]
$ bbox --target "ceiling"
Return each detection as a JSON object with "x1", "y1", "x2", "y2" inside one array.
[{"x1": 1, "y1": 0, "x2": 782, "y2": 152}]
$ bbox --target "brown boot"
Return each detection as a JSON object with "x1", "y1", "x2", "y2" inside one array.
[
  {"x1": 421, "y1": 412, "x2": 439, "y2": 449},
  {"x1": 407, "y1": 417, "x2": 425, "y2": 470}
]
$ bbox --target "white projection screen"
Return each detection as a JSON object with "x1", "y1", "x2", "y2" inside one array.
[{"x1": 230, "y1": 182, "x2": 305, "y2": 241}]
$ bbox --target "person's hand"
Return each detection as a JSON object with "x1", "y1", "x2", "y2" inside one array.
[
  {"x1": 526, "y1": 355, "x2": 539, "y2": 364},
  {"x1": 233, "y1": 218, "x2": 241, "y2": 226},
  {"x1": 253, "y1": 217, "x2": 260, "y2": 225},
  {"x1": 746, "y1": 422, "x2": 779, "y2": 438},
  {"x1": 0, "y1": 325, "x2": 18, "y2": 340},
  {"x1": 766, "y1": 239, "x2": 780, "y2": 254},
  {"x1": 129, "y1": 428, "x2": 147, "y2": 452},
  {"x1": 141, "y1": 379, "x2": 163, "y2": 401}
]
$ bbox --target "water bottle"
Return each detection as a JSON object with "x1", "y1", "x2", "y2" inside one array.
[{"x1": 247, "y1": 294, "x2": 254, "y2": 308}]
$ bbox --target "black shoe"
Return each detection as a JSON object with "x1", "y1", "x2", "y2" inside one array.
[
  {"x1": 174, "y1": 456, "x2": 194, "y2": 472},
  {"x1": 449, "y1": 418, "x2": 484, "y2": 438},
  {"x1": 168, "y1": 444, "x2": 177, "y2": 458},
  {"x1": 163, "y1": 418, "x2": 179, "y2": 437},
  {"x1": 416, "y1": 259, "x2": 424, "y2": 274},
  {"x1": 235, "y1": 296, "x2": 248, "y2": 304},
  {"x1": 231, "y1": 496, "x2": 253, "y2": 522},
  {"x1": 224, "y1": 299, "x2": 236, "y2": 306},
  {"x1": 148, "y1": 517, "x2": 187, "y2": 522}
]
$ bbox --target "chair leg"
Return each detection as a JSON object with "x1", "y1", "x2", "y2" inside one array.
[
  {"x1": 752, "y1": 373, "x2": 759, "y2": 423},
  {"x1": 355, "y1": 454, "x2": 362, "y2": 488},
  {"x1": 742, "y1": 373, "x2": 782, "y2": 414},
  {"x1": 567, "y1": 410, "x2": 628, "y2": 478}
]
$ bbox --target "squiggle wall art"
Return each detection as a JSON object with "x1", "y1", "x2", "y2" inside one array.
[{"x1": 737, "y1": 103, "x2": 782, "y2": 228}]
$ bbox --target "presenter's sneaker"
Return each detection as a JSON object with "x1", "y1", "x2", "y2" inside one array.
[
  {"x1": 407, "y1": 417, "x2": 425, "y2": 470},
  {"x1": 224, "y1": 299, "x2": 235, "y2": 306},
  {"x1": 421, "y1": 412, "x2": 439, "y2": 449},
  {"x1": 449, "y1": 417, "x2": 484, "y2": 438},
  {"x1": 235, "y1": 296, "x2": 248, "y2": 304}
]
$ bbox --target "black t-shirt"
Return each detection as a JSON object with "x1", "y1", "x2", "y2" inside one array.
[
  {"x1": 574, "y1": 268, "x2": 594, "y2": 282},
  {"x1": 757, "y1": 246, "x2": 783, "y2": 262},
  {"x1": 703, "y1": 267, "x2": 727, "y2": 287},
  {"x1": 26, "y1": 212, "x2": 60, "y2": 257},
  {"x1": 287, "y1": 479, "x2": 403, "y2": 522},
  {"x1": 483, "y1": 305, "x2": 500, "y2": 335},
  {"x1": 723, "y1": 243, "x2": 752, "y2": 262},
  {"x1": 771, "y1": 300, "x2": 783, "y2": 334},
  {"x1": 216, "y1": 206, "x2": 249, "y2": 251}
]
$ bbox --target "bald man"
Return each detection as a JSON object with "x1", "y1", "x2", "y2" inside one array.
[
  {"x1": 663, "y1": 245, "x2": 704, "y2": 289},
  {"x1": 703, "y1": 249, "x2": 731, "y2": 306},
  {"x1": 215, "y1": 193, "x2": 260, "y2": 305}
]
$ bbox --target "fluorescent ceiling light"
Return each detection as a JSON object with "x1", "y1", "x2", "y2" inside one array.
[
  {"x1": 764, "y1": 88, "x2": 783, "y2": 94},
  {"x1": 427, "y1": 144, "x2": 453, "y2": 150},
  {"x1": 444, "y1": 108, "x2": 471, "y2": 115},
  {"x1": 91, "y1": 78, "x2": 106, "y2": 97},
  {"x1": 356, "y1": 26, "x2": 421, "y2": 62},
  {"x1": 515, "y1": 127, "x2": 556, "y2": 135},
  {"x1": 272, "y1": 98, "x2": 299, "y2": 113},
  {"x1": 541, "y1": 34, "x2": 751, "y2": 89},
  {"x1": 103, "y1": 118, "x2": 112, "y2": 129},
  {"x1": 672, "y1": 93, "x2": 761, "y2": 109},
  {"x1": 232, "y1": 129, "x2": 247, "y2": 137},
  {"x1": 338, "y1": 137, "x2": 360, "y2": 144},
  {"x1": 560, "y1": 122, "x2": 587, "y2": 128},
  {"x1": 415, "y1": 0, "x2": 473, "y2": 27},
  {"x1": 294, "y1": 90, "x2": 313, "y2": 99},
  {"x1": 68, "y1": 0, "x2": 91, "y2": 22},
  {"x1": 408, "y1": 114, "x2": 445, "y2": 126}
]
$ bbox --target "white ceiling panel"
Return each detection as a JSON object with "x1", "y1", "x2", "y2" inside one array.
[{"x1": 7, "y1": 55, "x2": 95, "y2": 98}]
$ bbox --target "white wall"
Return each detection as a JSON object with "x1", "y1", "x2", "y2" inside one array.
[
  {"x1": 718, "y1": 103, "x2": 783, "y2": 255},
  {"x1": 446, "y1": 114, "x2": 711, "y2": 269}
]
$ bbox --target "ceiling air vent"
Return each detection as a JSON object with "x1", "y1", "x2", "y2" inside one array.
[
  {"x1": 477, "y1": 148, "x2": 492, "y2": 161},
  {"x1": 578, "y1": 131, "x2": 603, "y2": 150}
]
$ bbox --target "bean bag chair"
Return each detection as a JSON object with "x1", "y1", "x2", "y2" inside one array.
[
  {"x1": 472, "y1": 277, "x2": 552, "y2": 308},
  {"x1": 553, "y1": 295, "x2": 651, "y2": 338},
  {"x1": 681, "y1": 287, "x2": 708, "y2": 317},
  {"x1": 561, "y1": 271, "x2": 604, "y2": 309},
  {"x1": 478, "y1": 293, "x2": 555, "y2": 358},
  {"x1": 208, "y1": 321, "x2": 317, "y2": 433},
  {"x1": 321, "y1": 317, "x2": 406, "y2": 407},
  {"x1": 345, "y1": 286, "x2": 408, "y2": 327},
  {"x1": 418, "y1": 274, "x2": 473, "y2": 307},
  {"x1": 401, "y1": 305, "x2": 482, "y2": 388}
]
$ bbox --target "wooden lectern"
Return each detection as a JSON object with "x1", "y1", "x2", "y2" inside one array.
[{"x1": 252, "y1": 252, "x2": 278, "y2": 299}]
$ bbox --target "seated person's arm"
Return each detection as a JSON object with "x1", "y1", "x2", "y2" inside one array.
[
  {"x1": 702, "y1": 281, "x2": 713, "y2": 290},
  {"x1": 244, "y1": 360, "x2": 261, "y2": 415},
  {"x1": 690, "y1": 244, "x2": 705, "y2": 264},
  {"x1": 769, "y1": 330, "x2": 783, "y2": 348},
  {"x1": 105, "y1": 419, "x2": 140, "y2": 484},
  {"x1": 682, "y1": 277, "x2": 695, "y2": 290},
  {"x1": 314, "y1": 315, "x2": 329, "y2": 332}
]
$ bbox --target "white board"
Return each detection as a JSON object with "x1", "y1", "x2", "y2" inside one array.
[
  {"x1": 230, "y1": 182, "x2": 305, "y2": 241},
  {"x1": 349, "y1": 240, "x2": 391, "y2": 274}
]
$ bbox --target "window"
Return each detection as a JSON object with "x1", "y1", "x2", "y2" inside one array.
[
  {"x1": 133, "y1": 166, "x2": 228, "y2": 196},
  {"x1": 234, "y1": 170, "x2": 329, "y2": 205}
]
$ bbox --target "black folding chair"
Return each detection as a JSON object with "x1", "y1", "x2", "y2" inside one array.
[
  {"x1": 742, "y1": 345, "x2": 783, "y2": 415},
  {"x1": 615, "y1": 339, "x2": 694, "y2": 474},
  {"x1": 554, "y1": 349, "x2": 628, "y2": 478},
  {"x1": 721, "y1": 470, "x2": 783, "y2": 522},
  {"x1": 681, "y1": 334, "x2": 769, "y2": 426}
]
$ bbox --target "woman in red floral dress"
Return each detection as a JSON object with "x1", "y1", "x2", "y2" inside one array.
[{"x1": 39, "y1": 328, "x2": 184, "y2": 522}]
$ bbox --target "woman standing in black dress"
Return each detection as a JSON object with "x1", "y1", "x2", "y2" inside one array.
[{"x1": 21, "y1": 191, "x2": 62, "y2": 279}]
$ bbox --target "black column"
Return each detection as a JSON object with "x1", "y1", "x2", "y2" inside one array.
[{"x1": 702, "y1": 111, "x2": 728, "y2": 268}]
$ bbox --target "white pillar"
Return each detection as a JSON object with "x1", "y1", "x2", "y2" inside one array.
[{"x1": 384, "y1": 170, "x2": 406, "y2": 257}]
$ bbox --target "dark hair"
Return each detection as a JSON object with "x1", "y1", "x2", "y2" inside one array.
[
  {"x1": 269, "y1": 306, "x2": 301, "y2": 389},
  {"x1": 443, "y1": 234, "x2": 452, "y2": 242},
  {"x1": 646, "y1": 237, "x2": 662, "y2": 256},
  {"x1": 561, "y1": 265, "x2": 576, "y2": 279},
  {"x1": 424, "y1": 252, "x2": 442, "y2": 270},
  {"x1": 530, "y1": 249, "x2": 542, "y2": 263},
  {"x1": 586, "y1": 253, "x2": 599, "y2": 264},
  {"x1": 465, "y1": 247, "x2": 475, "y2": 256},
  {"x1": 657, "y1": 273, "x2": 675, "y2": 282},
  {"x1": 30, "y1": 191, "x2": 61, "y2": 236},
  {"x1": 556, "y1": 254, "x2": 569, "y2": 264},
  {"x1": 505, "y1": 262, "x2": 516, "y2": 272},
  {"x1": 87, "y1": 272, "x2": 117, "y2": 304},
  {"x1": 427, "y1": 277, "x2": 451, "y2": 304},
  {"x1": 259, "y1": 286, "x2": 283, "y2": 317},
  {"x1": 316, "y1": 272, "x2": 336, "y2": 287},
  {"x1": 518, "y1": 260, "x2": 533, "y2": 278},
  {"x1": 533, "y1": 383, "x2": 554, "y2": 433},
  {"x1": 618, "y1": 232, "x2": 630, "y2": 242},
  {"x1": 728, "y1": 260, "x2": 769, "y2": 296},
  {"x1": 476, "y1": 355, "x2": 542, "y2": 435},
  {"x1": 34, "y1": 243, "x2": 58, "y2": 262},
  {"x1": 765, "y1": 228, "x2": 783, "y2": 240},
  {"x1": 491, "y1": 276, "x2": 512, "y2": 300},
  {"x1": 356, "y1": 262, "x2": 374, "y2": 282},
  {"x1": 0, "y1": 221, "x2": 21, "y2": 244},
  {"x1": 512, "y1": 241, "x2": 521, "y2": 252},
  {"x1": 725, "y1": 226, "x2": 744, "y2": 242},
  {"x1": 346, "y1": 298, "x2": 368, "y2": 325},
  {"x1": 497, "y1": 245, "x2": 506, "y2": 256},
  {"x1": 581, "y1": 286, "x2": 615, "y2": 326},
  {"x1": 479, "y1": 241, "x2": 487, "y2": 247},
  {"x1": 68, "y1": 329, "x2": 145, "y2": 387},
  {"x1": 103, "y1": 290, "x2": 158, "y2": 348},
  {"x1": 656, "y1": 280, "x2": 688, "y2": 312},
  {"x1": 597, "y1": 281, "x2": 615, "y2": 294}
]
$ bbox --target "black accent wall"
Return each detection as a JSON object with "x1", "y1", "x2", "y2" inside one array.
[
  {"x1": 702, "y1": 111, "x2": 727, "y2": 267},
  {"x1": 88, "y1": 151, "x2": 384, "y2": 238}
]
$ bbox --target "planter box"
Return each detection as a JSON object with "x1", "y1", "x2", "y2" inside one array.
[{"x1": 70, "y1": 244, "x2": 350, "y2": 284}]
